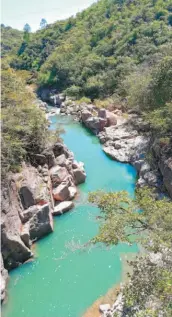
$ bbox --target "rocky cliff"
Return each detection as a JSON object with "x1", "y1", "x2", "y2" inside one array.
[
  {"x1": 59, "y1": 97, "x2": 172, "y2": 198},
  {"x1": 1, "y1": 141, "x2": 86, "y2": 301}
]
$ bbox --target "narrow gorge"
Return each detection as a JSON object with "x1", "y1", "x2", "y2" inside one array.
[{"x1": 1, "y1": 0, "x2": 172, "y2": 316}]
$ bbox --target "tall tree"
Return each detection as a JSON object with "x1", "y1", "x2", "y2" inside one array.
[
  {"x1": 40, "y1": 18, "x2": 47, "y2": 29},
  {"x1": 23, "y1": 23, "x2": 31, "y2": 43},
  {"x1": 23, "y1": 23, "x2": 31, "y2": 33}
]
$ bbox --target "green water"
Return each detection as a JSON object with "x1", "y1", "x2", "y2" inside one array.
[{"x1": 2, "y1": 115, "x2": 138, "y2": 317}]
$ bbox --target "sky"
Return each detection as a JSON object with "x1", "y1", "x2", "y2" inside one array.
[{"x1": 1, "y1": 0, "x2": 97, "y2": 31}]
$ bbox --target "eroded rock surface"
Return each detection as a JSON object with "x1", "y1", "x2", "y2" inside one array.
[{"x1": 1, "y1": 140, "x2": 86, "y2": 301}]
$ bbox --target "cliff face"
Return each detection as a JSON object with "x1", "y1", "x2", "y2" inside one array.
[
  {"x1": 60, "y1": 99, "x2": 172, "y2": 198},
  {"x1": 152, "y1": 140, "x2": 172, "y2": 199},
  {"x1": 1, "y1": 142, "x2": 86, "y2": 301}
]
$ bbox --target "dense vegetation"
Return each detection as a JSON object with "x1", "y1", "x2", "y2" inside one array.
[
  {"x1": 10, "y1": 0, "x2": 172, "y2": 100},
  {"x1": 1, "y1": 0, "x2": 172, "y2": 315},
  {"x1": 1, "y1": 61, "x2": 51, "y2": 180},
  {"x1": 89, "y1": 188, "x2": 172, "y2": 316},
  {"x1": 1, "y1": 25, "x2": 23, "y2": 58},
  {"x1": 4, "y1": 0, "x2": 171, "y2": 144}
]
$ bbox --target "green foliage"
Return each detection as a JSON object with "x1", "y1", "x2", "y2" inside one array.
[
  {"x1": 1, "y1": 63, "x2": 52, "y2": 179},
  {"x1": 5, "y1": 0, "x2": 172, "y2": 100},
  {"x1": 89, "y1": 188, "x2": 172, "y2": 249},
  {"x1": 88, "y1": 187, "x2": 172, "y2": 316},
  {"x1": 1, "y1": 25, "x2": 23, "y2": 58},
  {"x1": 144, "y1": 102, "x2": 172, "y2": 136}
]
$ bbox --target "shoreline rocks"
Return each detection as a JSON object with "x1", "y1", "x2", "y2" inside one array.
[
  {"x1": 1, "y1": 138, "x2": 86, "y2": 301},
  {"x1": 60, "y1": 100, "x2": 168, "y2": 194}
]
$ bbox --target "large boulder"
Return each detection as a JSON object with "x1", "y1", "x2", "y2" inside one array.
[
  {"x1": 81, "y1": 110, "x2": 92, "y2": 122},
  {"x1": 55, "y1": 154, "x2": 67, "y2": 166},
  {"x1": 52, "y1": 183, "x2": 70, "y2": 201},
  {"x1": 52, "y1": 201, "x2": 74, "y2": 215},
  {"x1": 29, "y1": 204, "x2": 53, "y2": 241},
  {"x1": 20, "y1": 222, "x2": 30, "y2": 248},
  {"x1": 84, "y1": 117, "x2": 106, "y2": 134},
  {"x1": 73, "y1": 168, "x2": 86, "y2": 185},
  {"x1": 1, "y1": 185, "x2": 32, "y2": 270},
  {"x1": 69, "y1": 186, "x2": 77, "y2": 199},
  {"x1": 32, "y1": 149, "x2": 56, "y2": 168},
  {"x1": 50, "y1": 165, "x2": 69, "y2": 187},
  {"x1": 21, "y1": 205, "x2": 39, "y2": 223},
  {"x1": 16, "y1": 165, "x2": 50, "y2": 209},
  {"x1": 41, "y1": 149, "x2": 56, "y2": 168},
  {"x1": 98, "y1": 108, "x2": 107, "y2": 119},
  {"x1": 53, "y1": 142, "x2": 74, "y2": 159},
  {"x1": 106, "y1": 111, "x2": 117, "y2": 126}
]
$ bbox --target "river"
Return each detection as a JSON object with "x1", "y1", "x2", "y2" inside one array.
[{"x1": 2, "y1": 115, "x2": 138, "y2": 317}]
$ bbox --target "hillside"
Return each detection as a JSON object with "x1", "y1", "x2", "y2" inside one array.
[
  {"x1": 1, "y1": 1, "x2": 172, "y2": 316},
  {"x1": 8, "y1": 0, "x2": 172, "y2": 100},
  {"x1": 1, "y1": 25, "x2": 23, "y2": 58}
]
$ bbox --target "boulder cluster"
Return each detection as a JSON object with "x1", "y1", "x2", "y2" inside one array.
[
  {"x1": 60, "y1": 100, "x2": 119, "y2": 134},
  {"x1": 1, "y1": 142, "x2": 86, "y2": 301}
]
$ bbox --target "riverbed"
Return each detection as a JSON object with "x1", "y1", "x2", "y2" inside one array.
[{"x1": 2, "y1": 115, "x2": 138, "y2": 317}]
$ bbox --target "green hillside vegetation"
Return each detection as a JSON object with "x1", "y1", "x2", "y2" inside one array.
[
  {"x1": 11, "y1": 0, "x2": 172, "y2": 101},
  {"x1": 1, "y1": 25, "x2": 23, "y2": 58},
  {"x1": 8, "y1": 0, "x2": 171, "y2": 147},
  {"x1": 1, "y1": 61, "x2": 51, "y2": 180},
  {"x1": 1, "y1": 1, "x2": 172, "y2": 315}
]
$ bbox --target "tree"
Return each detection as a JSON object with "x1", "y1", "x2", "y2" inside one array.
[
  {"x1": 40, "y1": 18, "x2": 47, "y2": 29},
  {"x1": 88, "y1": 188, "x2": 172, "y2": 316},
  {"x1": 23, "y1": 23, "x2": 31, "y2": 43},
  {"x1": 23, "y1": 23, "x2": 31, "y2": 33}
]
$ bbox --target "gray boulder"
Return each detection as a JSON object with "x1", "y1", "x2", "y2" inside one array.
[
  {"x1": 106, "y1": 111, "x2": 117, "y2": 126},
  {"x1": 84, "y1": 117, "x2": 106, "y2": 134},
  {"x1": 81, "y1": 110, "x2": 92, "y2": 122},
  {"x1": 50, "y1": 165, "x2": 69, "y2": 187},
  {"x1": 16, "y1": 165, "x2": 50, "y2": 209},
  {"x1": 69, "y1": 186, "x2": 77, "y2": 199},
  {"x1": 52, "y1": 201, "x2": 74, "y2": 215},
  {"x1": 53, "y1": 183, "x2": 70, "y2": 201},
  {"x1": 73, "y1": 168, "x2": 86, "y2": 185},
  {"x1": 1, "y1": 185, "x2": 32, "y2": 270},
  {"x1": 29, "y1": 204, "x2": 53, "y2": 241},
  {"x1": 98, "y1": 108, "x2": 107, "y2": 119},
  {"x1": 20, "y1": 222, "x2": 30, "y2": 248},
  {"x1": 55, "y1": 154, "x2": 67, "y2": 166}
]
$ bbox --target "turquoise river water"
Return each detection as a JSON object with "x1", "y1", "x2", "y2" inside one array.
[{"x1": 2, "y1": 115, "x2": 138, "y2": 317}]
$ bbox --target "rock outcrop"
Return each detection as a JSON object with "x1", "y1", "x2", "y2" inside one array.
[
  {"x1": 60, "y1": 100, "x2": 170, "y2": 195},
  {"x1": 38, "y1": 88, "x2": 65, "y2": 107},
  {"x1": 60, "y1": 102, "x2": 118, "y2": 134},
  {"x1": 152, "y1": 140, "x2": 172, "y2": 198},
  {"x1": 1, "y1": 140, "x2": 86, "y2": 301}
]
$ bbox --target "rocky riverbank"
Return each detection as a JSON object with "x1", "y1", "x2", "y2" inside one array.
[
  {"x1": 1, "y1": 140, "x2": 86, "y2": 301},
  {"x1": 58, "y1": 97, "x2": 172, "y2": 198}
]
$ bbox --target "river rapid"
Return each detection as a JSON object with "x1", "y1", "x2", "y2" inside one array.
[{"x1": 2, "y1": 115, "x2": 138, "y2": 317}]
